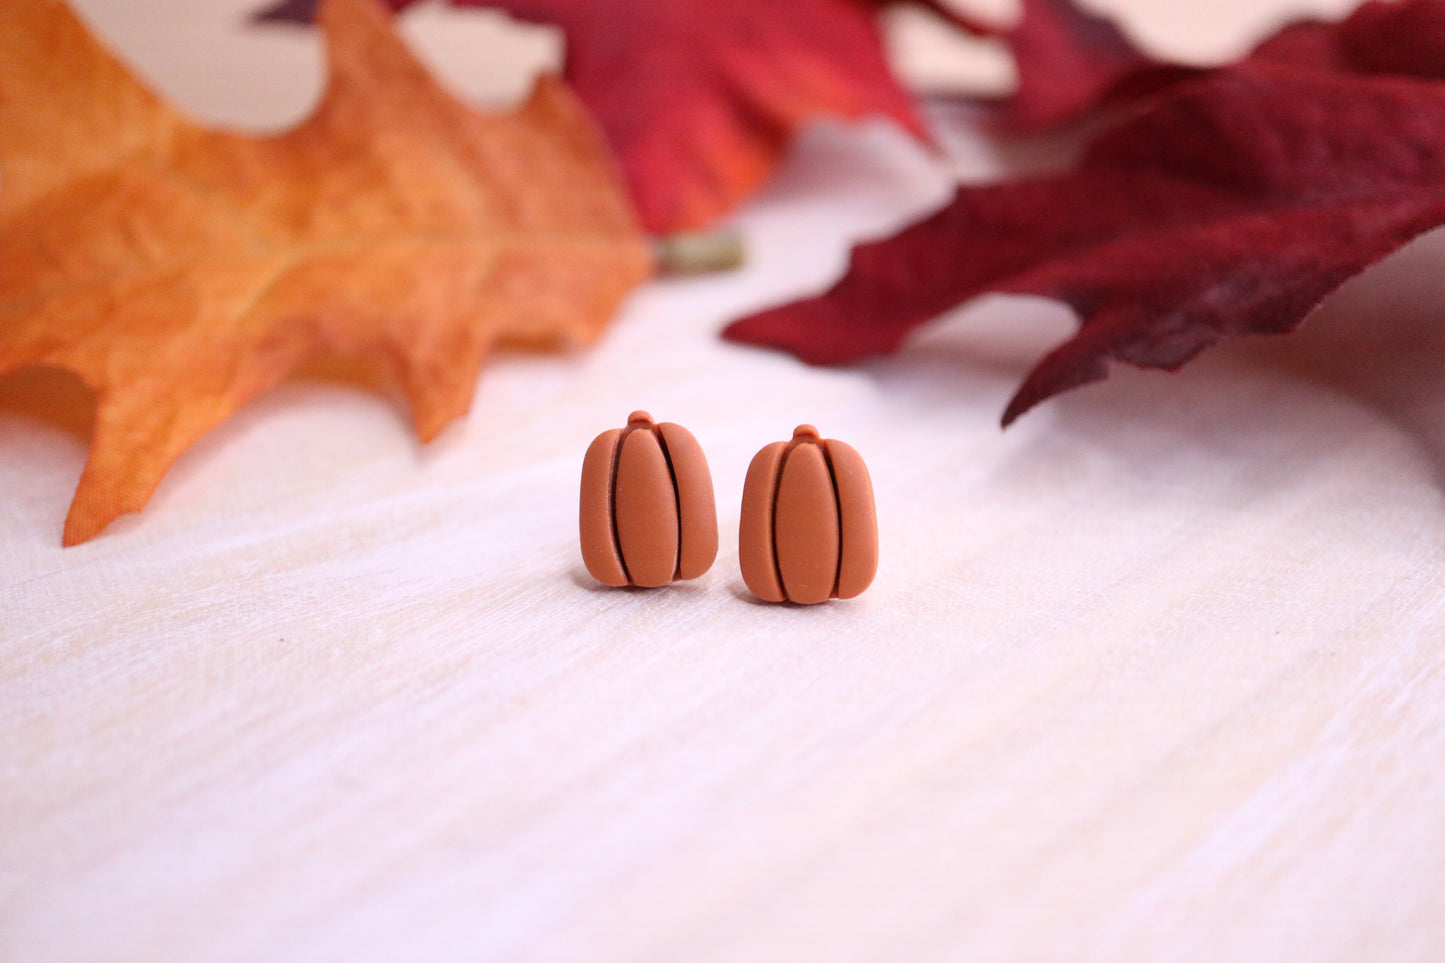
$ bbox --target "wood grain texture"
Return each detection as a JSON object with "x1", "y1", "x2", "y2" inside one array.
[{"x1": 3, "y1": 1, "x2": 1445, "y2": 961}]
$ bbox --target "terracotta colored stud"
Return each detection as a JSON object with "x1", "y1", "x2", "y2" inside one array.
[
  {"x1": 580, "y1": 411, "x2": 718, "y2": 587},
  {"x1": 739, "y1": 425, "x2": 878, "y2": 604}
]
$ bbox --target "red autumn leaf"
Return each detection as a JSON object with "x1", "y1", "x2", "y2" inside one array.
[
  {"x1": 723, "y1": 67, "x2": 1445, "y2": 425},
  {"x1": 256, "y1": 0, "x2": 989, "y2": 232},
  {"x1": 974, "y1": 0, "x2": 1199, "y2": 131},
  {"x1": 982, "y1": 0, "x2": 1445, "y2": 130}
]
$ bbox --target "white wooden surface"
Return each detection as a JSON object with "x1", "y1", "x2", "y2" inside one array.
[{"x1": 4, "y1": 1, "x2": 1444, "y2": 960}]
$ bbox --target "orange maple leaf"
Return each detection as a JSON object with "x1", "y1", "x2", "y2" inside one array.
[{"x1": 0, "y1": 0, "x2": 651, "y2": 545}]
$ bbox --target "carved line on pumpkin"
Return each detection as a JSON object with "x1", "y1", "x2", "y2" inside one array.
[
  {"x1": 607, "y1": 424, "x2": 632, "y2": 587},
  {"x1": 652, "y1": 426, "x2": 686, "y2": 583},
  {"x1": 771, "y1": 431, "x2": 843, "y2": 603},
  {"x1": 820, "y1": 442, "x2": 844, "y2": 602},
  {"x1": 768, "y1": 440, "x2": 794, "y2": 601}
]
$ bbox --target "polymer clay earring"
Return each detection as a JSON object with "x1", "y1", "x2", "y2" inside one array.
[
  {"x1": 739, "y1": 425, "x2": 877, "y2": 604},
  {"x1": 580, "y1": 411, "x2": 718, "y2": 587}
]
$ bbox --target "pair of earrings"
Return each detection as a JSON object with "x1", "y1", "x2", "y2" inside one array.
[{"x1": 580, "y1": 411, "x2": 877, "y2": 604}]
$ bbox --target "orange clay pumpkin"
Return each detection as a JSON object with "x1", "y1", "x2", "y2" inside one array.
[
  {"x1": 580, "y1": 411, "x2": 718, "y2": 587},
  {"x1": 739, "y1": 425, "x2": 877, "y2": 604}
]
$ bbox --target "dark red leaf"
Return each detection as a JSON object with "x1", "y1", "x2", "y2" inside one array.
[
  {"x1": 256, "y1": 0, "x2": 990, "y2": 232},
  {"x1": 1249, "y1": 0, "x2": 1445, "y2": 78},
  {"x1": 987, "y1": 0, "x2": 1445, "y2": 130},
  {"x1": 980, "y1": 0, "x2": 1200, "y2": 130},
  {"x1": 723, "y1": 69, "x2": 1445, "y2": 424}
]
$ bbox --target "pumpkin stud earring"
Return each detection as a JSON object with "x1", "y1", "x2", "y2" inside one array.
[
  {"x1": 739, "y1": 425, "x2": 877, "y2": 604},
  {"x1": 580, "y1": 411, "x2": 718, "y2": 587}
]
